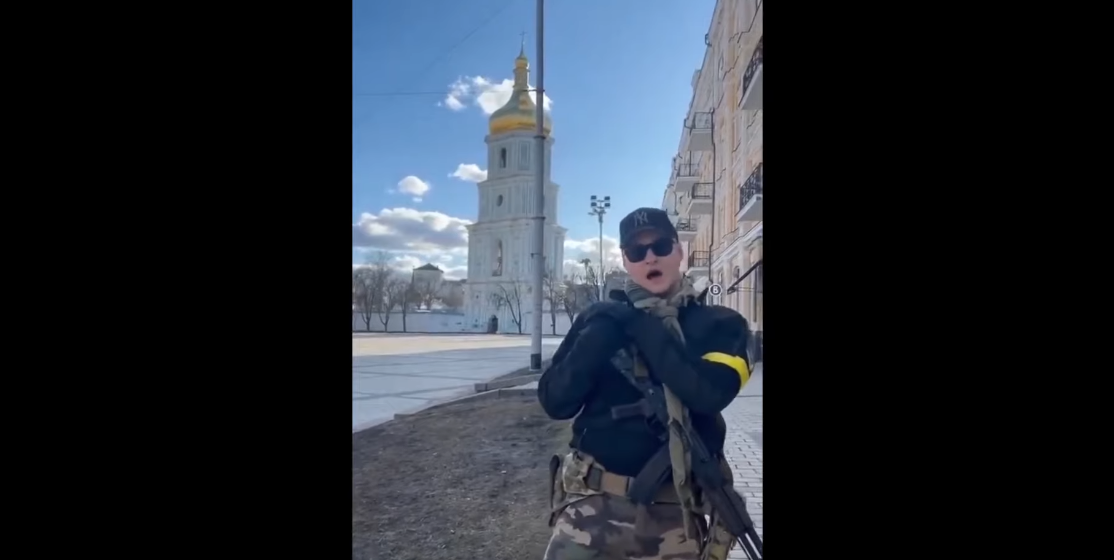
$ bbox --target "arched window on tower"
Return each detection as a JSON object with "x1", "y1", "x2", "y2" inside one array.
[
  {"x1": 518, "y1": 142, "x2": 530, "y2": 170},
  {"x1": 499, "y1": 148, "x2": 507, "y2": 169},
  {"x1": 493, "y1": 240, "x2": 504, "y2": 276}
]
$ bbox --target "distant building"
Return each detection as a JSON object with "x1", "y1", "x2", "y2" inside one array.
[
  {"x1": 412, "y1": 263, "x2": 444, "y2": 293},
  {"x1": 437, "y1": 278, "x2": 466, "y2": 308},
  {"x1": 603, "y1": 270, "x2": 629, "y2": 298}
]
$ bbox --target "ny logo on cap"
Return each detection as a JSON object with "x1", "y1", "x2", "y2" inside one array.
[{"x1": 633, "y1": 211, "x2": 649, "y2": 226}]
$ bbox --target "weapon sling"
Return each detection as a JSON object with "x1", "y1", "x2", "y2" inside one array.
[{"x1": 610, "y1": 349, "x2": 764, "y2": 560}]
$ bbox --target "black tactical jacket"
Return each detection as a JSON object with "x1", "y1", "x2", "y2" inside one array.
[{"x1": 537, "y1": 291, "x2": 750, "y2": 477}]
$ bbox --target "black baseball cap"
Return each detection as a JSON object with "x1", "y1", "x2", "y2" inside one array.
[{"x1": 619, "y1": 207, "x2": 679, "y2": 248}]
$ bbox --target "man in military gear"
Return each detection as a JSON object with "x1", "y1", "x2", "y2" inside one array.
[{"x1": 538, "y1": 207, "x2": 755, "y2": 560}]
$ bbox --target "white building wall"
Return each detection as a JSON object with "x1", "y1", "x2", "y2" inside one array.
[{"x1": 353, "y1": 310, "x2": 576, "y2": 335}]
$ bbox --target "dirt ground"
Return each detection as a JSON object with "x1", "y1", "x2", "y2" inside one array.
[{"x1": 352, "y1": 396, "x2": 568, "y2": 560}]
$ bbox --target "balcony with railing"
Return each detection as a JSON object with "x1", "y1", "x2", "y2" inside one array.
[
  {"x1": 673, "y1": 159, "x2": 702, "y2": 190},
  {"x1": 682, "y1": 182, "x2": 714, "y2": 216},
  {"x1": 675, "y1": 217, "x2": 698, "y2": 242},
  {"x1": 736, "y1": 162, "x2": 763, "y2": 223},
  {"x1": 685, "y1": 111, "x2": 714, "y2": 152},
  {"x1": 686, "y1": 250, "x2": 711, "y2": 277},
  {"x1": 741, "y1": 36, "x2": 763, "y2": 110}
]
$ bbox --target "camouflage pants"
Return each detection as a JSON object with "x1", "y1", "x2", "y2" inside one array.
[{"x1": 543, "y1": 493, "x2": 701, "y2": 560}]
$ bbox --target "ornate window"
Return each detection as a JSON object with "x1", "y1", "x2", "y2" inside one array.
[
  {"x1": 493, "y1": 240, "x2": 504, "y2": 276},
  {"x1": 518, "y1": 142, "x2": 530, "y2": 170}
]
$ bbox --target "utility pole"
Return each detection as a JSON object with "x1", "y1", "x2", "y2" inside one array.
[
  {"x1": 528, "y1": 0, "x2": 546, "y2": 372},
  {"x1": 589, "y1": 195, "x2": 610, "y2": 302},
  {"x1": 707, "y1": 107, "x2": 717, "y2": 303}
]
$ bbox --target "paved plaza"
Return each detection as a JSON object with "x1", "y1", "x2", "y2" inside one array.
[
  {"x1": 724, "y1": 362, "x2": 764, "y2": 558},
  {"x1": 352, "y1": 333, "x2": 563, "y2": 431}
]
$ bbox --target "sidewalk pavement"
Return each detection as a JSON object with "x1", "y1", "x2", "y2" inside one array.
[
  {"x1": 722, "y1": 362, "x2": 763, "y2": 558},
  {"x1": 352, "y1": 334, "x2": 562, "y2": 432}
]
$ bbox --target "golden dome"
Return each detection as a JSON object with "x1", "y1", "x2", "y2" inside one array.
[{"x1": 489, "y1": 46, "x2": 552, "y2": 136}]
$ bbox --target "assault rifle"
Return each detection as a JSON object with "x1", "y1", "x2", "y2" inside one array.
[{"x1": 610, "y1": 349, "x2": 764, "y2": 560}]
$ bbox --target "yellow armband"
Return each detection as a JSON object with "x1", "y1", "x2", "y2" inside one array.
[{"x1": 701, "y1": 352, "x2": 750, "y2": 388}]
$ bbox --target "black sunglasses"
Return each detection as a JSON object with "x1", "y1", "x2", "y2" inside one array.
[{"x1": 624, "y1": 238, "x2": 675, "y2": 263}]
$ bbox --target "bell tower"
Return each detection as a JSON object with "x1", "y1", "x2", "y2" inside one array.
[{"x1": 463, "y1": 45, "x2": 567, "y2": 332}]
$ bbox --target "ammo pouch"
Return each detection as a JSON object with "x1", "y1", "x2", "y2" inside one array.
[
  {"x1": 546, "y1": 451, "x2": 604, "y2": 527},
  {"x1": 546, "y1": 450, "x2": 680, "y2": 527}
]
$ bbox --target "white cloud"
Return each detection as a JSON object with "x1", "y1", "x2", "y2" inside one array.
[
  {"x1": 439, "y1": 266, "x2": 469, "y2": 281},
  {"x1": 394, "y1": 175, "x2": 431, "y2": 202},
  {"x1": 388, "y1": 254, "x2": 424, "y2": 271},
  {"x1": 449, "y1": 163, "x2": 487, "y2": 183},
  {"x1": 354, "y1": 251, "x2": 469, "y2": 281},
  {"x1": 443, "y1": 95, "x2": 465, "y2": 111},
  {"x1": 442, "y1": 75, "x2": 553, "y2": 115},
  {"x1": 353, "y1": 227, "x2": 627, "y2": 284},
  {"x1": 352, "y1": 208, "x2": 472, "y2": 252},
  {"x1": 562, "y1": 236, "x2": 623, "y2": 278}
]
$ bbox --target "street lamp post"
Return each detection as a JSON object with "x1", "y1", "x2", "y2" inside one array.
[
  {"x1": 588, "y1": 195, "x2": 610, "y2": 302},
  {"x1": 528, "y1": 0, "x2": 547, "y2": 372}
]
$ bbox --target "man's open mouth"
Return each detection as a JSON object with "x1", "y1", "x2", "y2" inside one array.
[{"x1": 647, "y1": 270, "x2": 663, "y2": 280}]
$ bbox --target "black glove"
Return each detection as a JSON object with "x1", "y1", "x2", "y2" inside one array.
[
  {"x1": 623, "y1": 313, "x2": 688, "y2": 383},
  {"x1": 572, "y1": 302, "x2": 639, "y2": 369},
  {"x1": 624, "y1": 312, "x2": 678, "y2": 349},
  {"x1": 576, "y1": 314, "x2": 631, "y2": 368}
]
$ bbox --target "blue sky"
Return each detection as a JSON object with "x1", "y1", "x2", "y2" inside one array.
[{"x1": 353, "y1": 0, "x2": 715, "y2": 278}]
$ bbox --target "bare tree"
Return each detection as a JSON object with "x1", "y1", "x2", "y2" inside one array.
[
  {"x1": 353, "y1": 267, "x2": 379, "y2": 331},
  {"x1": 579, "y1": 258, "x2": 592, "y2": 283},
  {"x1": 489, "y1": 282, "x2": 525, "y2": 334},
  {"x1": 581, "y1": 262, "x2": 609, "y2": 304},
  {"x1": 411, "y1": 277, "x2": 439, "y2": 310},
  {"x1": 379, "y1": 278, "x2": 408, "y2": 331},
  {"x1": 352, "y1": 252, "x2": 391, "y2": 331},
  {"x1": 441, "y1": 285, "x2": 464, "y2": 311},
  {"x1": 562, "y1": 277, "x2": 585, "y2": 324},
  {"x1": 542, "y1": 273, "x2": 563, "y2": 335},
  {"x1": 352, "y1": 268, "x2": 359, "y2": 327},
  {"x1": 581, "y1": 262, "x2": 627, "y2": 303},
  {"x1": 399, "y1": 278, "x2": 418, "y2": 332}
]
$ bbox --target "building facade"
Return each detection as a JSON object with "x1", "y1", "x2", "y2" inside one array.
[
  {"x1": 412, "y1": 263, "x2": 444, "y2": 295},
  {"x1": 662, "y1": 0, "x2": 763, "y2": 346},
  {"x1": 464, "y1": 47, "x2": 567, "y2": 333}
]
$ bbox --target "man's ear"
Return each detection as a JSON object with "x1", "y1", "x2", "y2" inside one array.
[{"x1": 677, "y1": 242, "x2": 686, "y2": 262}]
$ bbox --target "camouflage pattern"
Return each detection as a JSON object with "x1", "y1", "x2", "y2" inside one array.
[
  {"x1": 545, "y1": 451, "x2": 702, "y2": 559},
  {"x1": 559, "y1": 451, "x2": 605, "y2": 498},
  {"x1": 543, "y1": 493, "x2": 701, "y2": 560}
]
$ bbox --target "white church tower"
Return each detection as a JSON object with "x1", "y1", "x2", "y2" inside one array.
[{"x1": 464, "y1": 46, "x2": 566, "y2": 333}]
